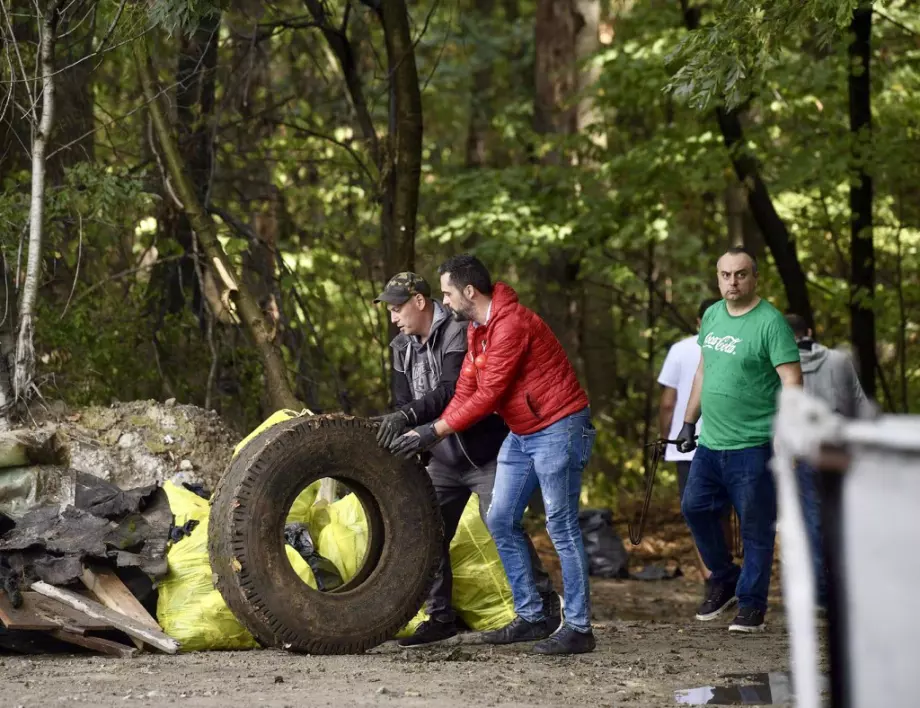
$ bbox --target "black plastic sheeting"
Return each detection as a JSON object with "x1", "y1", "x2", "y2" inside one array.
[
  {"x1": 283, "y1": 523, "x2": 343, "y2": 592},
  {"x1": 0, "y1": 472, "x2": 171, "y2": 590}
]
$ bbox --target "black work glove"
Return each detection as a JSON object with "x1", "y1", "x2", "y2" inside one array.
[
  {"x1": 370, "y1": 410, "x2": 410, "y2": 449},
  {"x1": 389, "y1": 423, "x2": 440, "y2": 460},
  {"x1": 676, "y1": 422, "x2": 697, "y2": 454}
]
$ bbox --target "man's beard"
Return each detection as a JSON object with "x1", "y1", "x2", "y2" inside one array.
[{"x1": 448, "y1": 297, "x2": 475, "y2": 322}]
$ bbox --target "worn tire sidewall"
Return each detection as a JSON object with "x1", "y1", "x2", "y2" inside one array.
[{"x1": 208, "y1": 415, "x2": 442, "y2": 653}]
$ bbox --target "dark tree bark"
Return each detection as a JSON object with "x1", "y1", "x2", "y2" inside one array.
[
  {"x1": 301, "y1": 0, "x2": 420, "y2": 276},
  {"x1": 379, "y1": 0, "x2": 422, "y2": 278},
  {"x1": 464, "y1": 0, "x2": 497, "y2": 167},
  {"x1": 681, "y1": 2, "x2": 815, "y2": 330},
  {"x1": 848, "y1": 5, "x2": 876, "y2": 399},
  {"x1": 302, "y1": 0, "x2": 381, "y2": 166},
  {"x1": 532, "y1": 0, "x2": 598, "y2": 372}
]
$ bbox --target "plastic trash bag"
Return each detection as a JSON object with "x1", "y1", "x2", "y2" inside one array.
[
  {"x1": 396, "y1": 494, "x2": 516, "y2": 637},
  {"x1": 316, "y1": 493, "x2": 368, "y2": 582},
  {"x1": 284, "y1": 522, "x2": 343, "y2": 591},
  {"x1": 231, "y1": 409, "x2": 320, "y2": 528},
  {"x1": 232, "y1": 408, "x2": 312, "y2": 460},
  {"x1": 578, "y1": 508, "x2": 629, "y2": 579},
  {"x1": 157, "y1": 482, "x2": 317, "y2": 651}
]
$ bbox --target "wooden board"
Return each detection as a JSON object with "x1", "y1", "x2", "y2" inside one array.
[
  {"x1": 81, "y1": 567, "x2": 159, "y2": 629},
  {"x1": 32, "y1": 582, "x2": 179, "y2": 654},
  {"x1": 0, "y1": 592, "x2": 112, "y2": 633},
  {"x1": 50, "y1": 629, "x2": 137, "y2": 659},
  {"x1": 81, "y1": 566, "x2": 159, "y2": 650}
]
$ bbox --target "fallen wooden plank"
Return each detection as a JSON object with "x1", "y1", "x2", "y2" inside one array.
[
  {"x1": 32, "y1": 582, "x2": 180, "y2": 654},
  {"x1": 29, "y1": 594, "x2": 111, "y2": 632},
  {"x1": 0, "y1": 592, "x2": 112, "y2": 633},
  {"x1": 81, "y1": 566, "x2": 158, "y2": 650},
  {"x1": 80, "y1": 567, "x2": 159, "y2": 629},
  {"x1": 0, "y1": 592, "x2": 56, "y2": 630},
  {"x1": 50, "y1": 629, "x2": 138, "y2": 658}
]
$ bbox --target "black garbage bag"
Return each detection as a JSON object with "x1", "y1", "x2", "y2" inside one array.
[
  {"x1": 283, "y1": 523, "x2": 344, "y2": 592},
  {"x1": 630, "y1": 563, "x2": 683, "y2": 581},
  {"x1": 578, "y1": 509, "x2": 629, "y2": 579}
]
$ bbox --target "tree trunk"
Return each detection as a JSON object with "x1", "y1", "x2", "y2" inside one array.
[
  {"x1": 725, "y1": 180, "x2": 766, "y2": 258},
  {"x1": 14, "y1": 4, "x2": 60, "y2": 403},
  {"x1": 680, "y1": 2, "x2": 815, "y2": 330},
  {"x1": 848, "y1": 5, "x2": 876, "y2": 400},
  {"x1": 303, "y1": 0, "x2": 381, "y2": 168},
  {"x1": 147, "y1": 14, "x2": 222, "y2": 326},
  {"x1": 533, "y1": 0, "x2": 598, "y2": 373},
  {"x1": 574, "y1": 0, "x2": 601, "y2": 136},
  {"x1": 464, "y1": 0, "x2": 497, "y2": 167},
  {"x1": 380, "y1": 0, "x2": 422, "y2": 278},
  {"x1": 135, "y1": 37, "x2": 301, "y2": 413}
]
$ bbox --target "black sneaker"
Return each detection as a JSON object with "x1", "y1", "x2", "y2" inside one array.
[
  {"x1": 480, "y1": 616, "x2": 551, "y2": 645},
  {"x1": 533, "y1": 625, "x2": 596, "y2": 655},
  {"x1": 397, "y1": 619, "x2": 458, "y2": 648},
  {"x1": 541, "y1": 592, "x2": 563, "y2": 632},
  {"x1": 729, "y1": 606, "x2": 765, "y2": 633},
  {"x1": 695, "y1": 576, "x2": 739, "y2": 621}
]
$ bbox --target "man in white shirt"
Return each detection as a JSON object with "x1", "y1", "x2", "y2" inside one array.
[{"x1": 657, "y1": 297, "x2": 729, "y2": 580}]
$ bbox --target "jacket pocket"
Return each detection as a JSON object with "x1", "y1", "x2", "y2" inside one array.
[{"x1": 525, "y1": 393, "x2": 543, "y2": 421}]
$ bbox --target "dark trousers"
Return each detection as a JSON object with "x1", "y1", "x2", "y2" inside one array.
[
  {"x1": 426, "y1": 457, "x2": 554, "y2": 622},
  {"x1": 681, "y1": 443, "x2": 776, "y2": 612},
  {"x1": 796, "y1": 459, "x2": 828, "y2": 607}
]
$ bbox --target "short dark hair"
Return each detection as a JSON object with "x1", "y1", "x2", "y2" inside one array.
[
  {"x1": 698, "y1": 297, "x2": 720, "y2": 320},
  {"x1": 437, "y1": 254, "x2": 493, "y2": 295},
  {"x1": 721, "y1": 246, "x2": 758, "y2": 276},
  {"x1": 785, "y1": 313, "x2": 809, "y2": 338}
]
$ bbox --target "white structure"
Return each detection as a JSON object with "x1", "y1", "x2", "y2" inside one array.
[{"x1": 773, "y1": 387, "x2": 920, "y2": 708}]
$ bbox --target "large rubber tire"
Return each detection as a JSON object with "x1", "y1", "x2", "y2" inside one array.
[{"x1": 207, "y1": 415, "x2": 442, "y2": 654}]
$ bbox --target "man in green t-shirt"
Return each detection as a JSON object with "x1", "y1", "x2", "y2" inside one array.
[{"x1": 675, "y1": 247, "x2": 802, "y2": 633}]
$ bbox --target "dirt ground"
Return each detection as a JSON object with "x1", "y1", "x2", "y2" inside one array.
[{"x1": 1, "y1": 503, "x2": 826, "y2": 708}]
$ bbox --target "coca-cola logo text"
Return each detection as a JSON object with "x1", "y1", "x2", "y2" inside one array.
[{"x1": 702, "y1": 332, "x2": 743, "y2": 354}]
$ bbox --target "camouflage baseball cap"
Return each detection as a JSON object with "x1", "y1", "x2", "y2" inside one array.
[{"x1": 373, "y1": 272, "x2": 431, "y2": 305}]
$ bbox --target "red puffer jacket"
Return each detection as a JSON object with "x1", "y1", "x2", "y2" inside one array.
[{"x1": 442, "y1": 282, "x2": 589, "y2": 436}]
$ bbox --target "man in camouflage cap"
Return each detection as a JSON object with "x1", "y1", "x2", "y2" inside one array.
[
  {"x1": 373, "y1": 272, "x2": 432, "y2": 306},
  {"x1": 372, "y1": 271, "x2": 560, "y2": 648}
]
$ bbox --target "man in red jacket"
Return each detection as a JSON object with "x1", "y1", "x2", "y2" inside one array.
[{"x1": 390, "y1": 254, "x2": 596, "y2": 655}]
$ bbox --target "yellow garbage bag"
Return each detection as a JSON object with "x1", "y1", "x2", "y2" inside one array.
[
  {"x1": 232, "y1": 408, "x2": 312, "y2": 460},
  {"x1": 316, "y1": 493, "x2": 368, "y2": 582},
  {"x1": 449, "y1": 494, "x2": 516, "y2": 631},
  {"x1": 231, "y1": 409, "x2": 320, "y2": 526},
  {"x1": 157, "y1": 482, "x2": 318, "y2": 651},
  {"x1": 396, "y1": 493, "x2": 516, "y2": 637},
  {"x1": 287, "y1": 481, "x2": 321, "y2": 526}
]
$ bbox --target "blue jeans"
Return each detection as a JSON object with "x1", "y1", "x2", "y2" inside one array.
[
  {"x1": 681, "y1": 443, "x2": 776, "y2": 612},
  {"x1": 796, "y1": 460, "x2": 827, "y2": 607},
  {"x1": 487, "y1": 408, "x2": 596, "y2": 632}
]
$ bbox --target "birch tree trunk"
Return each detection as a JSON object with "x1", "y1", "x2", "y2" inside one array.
[{"x1": 14, "y1": 3, "x2": 60, "y2": 402}]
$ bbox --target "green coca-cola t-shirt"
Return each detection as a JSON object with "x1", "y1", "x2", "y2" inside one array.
[{"x1": 697, "y1": 299, "x2": 800, "y2": 450}]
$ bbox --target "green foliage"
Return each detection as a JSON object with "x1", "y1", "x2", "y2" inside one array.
[
  {"x1": 665, "y1": 0, "x2": 861, "y2": 109},
  {"x1": 5, "y1": 0, "x2": 917, "y2": 511},
  {"x1": 147, "y1": 0, "x2": 222, "y2": 35}
]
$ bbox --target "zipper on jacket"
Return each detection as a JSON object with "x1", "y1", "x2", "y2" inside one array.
[{"x1": 455, "y1": 433, "x2": 481, "y2": 472}]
